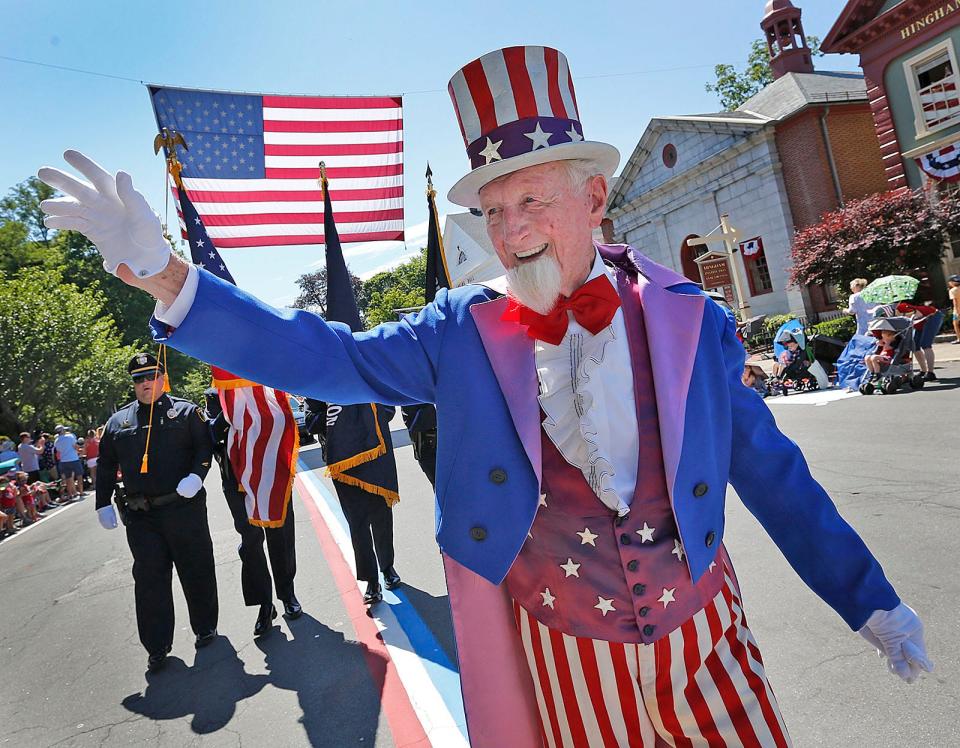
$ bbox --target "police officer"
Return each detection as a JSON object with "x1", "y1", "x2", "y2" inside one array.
[
  {"x1": 400, "y1": 404, "x2": 438, "y2": 487},
  {"x1": 96, "y1": 352, "x2": 218, "y2": 672},
  {"x1": 204, "y1": 388, "x2": 301, "y2": 637}
]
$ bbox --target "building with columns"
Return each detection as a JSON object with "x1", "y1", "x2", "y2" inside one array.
[
  {"x1": 823, "y1": 0, "x2": 960, "y2": 286},
  {"x1": 606, "y1": 1, "x2": 890, "y2": 319}
]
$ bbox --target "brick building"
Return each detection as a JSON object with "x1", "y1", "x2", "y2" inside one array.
[
  {"x1": 606, "y1": 0, "x2": 889, "y2": 318},
  {"x1": 823, "y1": 0, "x2": 960, "y2": 287}
]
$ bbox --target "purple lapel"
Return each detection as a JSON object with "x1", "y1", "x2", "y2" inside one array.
[
  {"x1": 600, "y1": 244, "x2": 705, "y2": 507},
  {"x1": 470, "y1": 298, "x2": 542, "y2": 486}
]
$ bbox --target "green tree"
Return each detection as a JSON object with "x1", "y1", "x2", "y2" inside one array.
[
  {"x1": 292, "y1": 265, "x2": 364, "y2": 317},
  {"x1": 0, "y1": 267, "x2": 136, "y2": 432},
  {"x1": 179, "y1": 362, "x2": 213, "y2": 407},
  {"x1": 359, "y1": 250, "x2": 427, "y2": 327},
  {"x1": 706, "y1": 37, "x2": 822, "y2": 110},
  {"x1": 0, "y1": 177, "x2": 56, "y2": 246}
]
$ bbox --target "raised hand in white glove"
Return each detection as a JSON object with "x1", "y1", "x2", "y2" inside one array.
[
  {"x1": 176, "y1": 473, "x2": 203, "y2": 499},
  {"x1": 37, "y1": 150, "x2": 171, "y2": 280},
  {"x1": 97, "y1": 505, "x2": 118, "y2": 530},
  {"x1": 859, "y1": 603, "x2": 933, "y2": 683}
]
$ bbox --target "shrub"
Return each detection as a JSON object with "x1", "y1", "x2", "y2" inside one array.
[{"x1": 812, "y1": 315, "x2": 857, "y2": 341}]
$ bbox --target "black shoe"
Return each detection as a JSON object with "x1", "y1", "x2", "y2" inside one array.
[
  {"x1": 147, "y1": 647, "x2": 171, "y2": 672},
  {"x1": 254, "y1": 604, "x2": 277, "y2": 637},
  {"x1": 281, "y1": 595, "x2": 303, "y2": 619},
  {"x1": 925, "y1": 371, "x2": 937, "y2": 381},
  {"x1": 194, "y1": 629, "x2": 217, "y2": 649},
  {"x1": 383, "y1": 567, "x2": 402, "y2": 590},
  {"x1": 363, "y1": 582, "x2": 382, "y2": 605}
]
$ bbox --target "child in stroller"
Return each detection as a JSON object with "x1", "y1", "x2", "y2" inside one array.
[
  {"x1": 859, "y1": 316, "x2": 924, "y2": 395},
  {"x1": 770, "y1": 330, "x2": 820, "y2": 394}
]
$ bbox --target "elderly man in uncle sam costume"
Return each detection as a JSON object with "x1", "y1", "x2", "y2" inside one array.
[{"x1": 39, "y1": 46, "x2": 931, "y2": 747}]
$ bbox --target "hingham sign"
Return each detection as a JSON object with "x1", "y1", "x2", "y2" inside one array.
[{"x1": 901, "y1": 2, "x2": 960, "y2": 39}]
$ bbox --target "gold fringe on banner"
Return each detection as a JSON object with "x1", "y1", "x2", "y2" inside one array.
[{"x1": 324, "y1": 403, "x2": 400, "y2": 507}]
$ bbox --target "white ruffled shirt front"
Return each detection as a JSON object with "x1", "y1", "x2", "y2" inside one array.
[{"x1": 534, "y1": 252, "x2": 639, "y2": 516}]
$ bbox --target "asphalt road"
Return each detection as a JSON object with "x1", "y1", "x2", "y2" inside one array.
[{"x1": 1, "y1": 364, "x2": 957, "y2": 747}]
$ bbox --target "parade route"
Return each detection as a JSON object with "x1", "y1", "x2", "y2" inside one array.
[{"x1": 1, "y1": 363, "x2": 958, "y2": 746}]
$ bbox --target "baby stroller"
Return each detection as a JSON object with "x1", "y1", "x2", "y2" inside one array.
[
  {"x1": 768, "y1": 320, "x2": 828, "y2": 396},
  {"x1": 858, "y1": 316, "x2": 924, "y2": 395}
]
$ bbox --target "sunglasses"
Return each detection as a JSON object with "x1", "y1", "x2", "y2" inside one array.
[{"x1": 132, "y1": 373, "x2": 163, "y2": 383}]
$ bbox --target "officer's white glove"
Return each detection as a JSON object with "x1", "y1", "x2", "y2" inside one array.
[
  {"x1": 37, "y1": 150, "x2": 171, "y2": 279},
  {"x1": 97, "y1": 505, "x2": 118, "y2": 530},
  {"x1": 176, "y1": 473, "x2": 203, "y2": 499},
  {"x1": 859, "y1": 603, "x2": 933, "y2": 683}
]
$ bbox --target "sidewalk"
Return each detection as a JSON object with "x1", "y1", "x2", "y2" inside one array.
[{"x1": 748, "y1": 338, "x2": 960, "y2": 375}]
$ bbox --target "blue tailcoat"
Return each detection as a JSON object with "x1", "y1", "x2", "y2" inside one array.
[{"x1": 156, "y1": 244, "x2": 898, "y2": 630}]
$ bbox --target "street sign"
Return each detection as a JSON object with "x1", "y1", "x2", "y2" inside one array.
[{"x1": 700, "y1": 257, "x2": 732, "y2": 289}]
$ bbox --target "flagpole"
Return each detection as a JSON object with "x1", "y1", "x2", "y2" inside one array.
[{"x1": 426, "y1": 163, "x2": 451, "y2": 287}]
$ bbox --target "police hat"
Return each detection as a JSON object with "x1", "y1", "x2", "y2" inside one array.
[{"x1": 128, "y1": 352, "x2": 164, "y2": 379}]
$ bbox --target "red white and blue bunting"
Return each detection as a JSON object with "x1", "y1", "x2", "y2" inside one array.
[{"x1": 916, "y1": 142, "x2": 960, "y2": 182}]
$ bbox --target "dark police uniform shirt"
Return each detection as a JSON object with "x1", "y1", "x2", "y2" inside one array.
[{"x1": 95, "y1": 395, "x2": 213, "y2": 509}]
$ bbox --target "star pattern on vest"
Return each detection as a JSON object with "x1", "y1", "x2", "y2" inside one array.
[
  {"x1": 538, "y1": 493, "x2": 548, "y2": 508},
  {"x1": 576, "y1": 527, "x2": 598, "y2": 546},
  {"x1": 636, "y1": 522, "x2": 655, "y2": 543},
  {"x1": 479, "y1": 137, "x2": 503, "y2": 164},
  {"x1": 709, "y1": 560, "x2": 717, "y2": 573},
  {"x1": 671, "y1": 539, "x2": 685, "y2": 562},
  {"x1": 658, "y1": 587, "x2": 677, "y2": 608},
  {"x1": 540, "y1": 588, "x2": 556, "y2": 609},
  {"x1": 560, "y1": 558, "x2": 581, "y2": 578},
  {"x1": 595, "y1": 596, "x2": 616, "y2": 616},
  {"x1": 524, "y1": 122, "x2": 553, "y2": 150}
]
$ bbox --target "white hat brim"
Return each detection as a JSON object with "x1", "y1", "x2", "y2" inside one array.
[{"x1": 447, "y1": 141, "x2": 620, "y2": 208}]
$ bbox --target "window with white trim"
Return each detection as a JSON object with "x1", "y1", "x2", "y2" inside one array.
[{"x1": 905, "y1": 40, "x2": 960, "y2": 137}]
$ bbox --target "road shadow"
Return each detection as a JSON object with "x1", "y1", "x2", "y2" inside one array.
[
  {"x1": 254, "y1": 613, "x2": 386, "y2": 746},
  {"x1": 120, "y1": 636, "x2": 268, "y2": 733},
  {"x1": 389, "y1": 583, "x2": 458, "y2": 669},
  {"x1": 120, "y1": 617, "x2": 387, "y2": 745}
]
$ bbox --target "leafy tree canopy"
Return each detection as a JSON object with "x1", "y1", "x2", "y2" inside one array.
[
  {"x1": 706, "y1": 37, "x2": 822, "y2": 111},
  {"x1": 292, "y1": 265, "x2": 364, "y2": 317},
  {"x1": 789, "y1": 189, "x2": 955, "y2": 289},
  {"x1": 360, "y1": 250, "x2": 427, "y2": 328}
]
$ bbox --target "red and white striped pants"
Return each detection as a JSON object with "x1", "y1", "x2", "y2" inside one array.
[{"x1": 512, "y1": 571, "x2": 791, "y2": 747}]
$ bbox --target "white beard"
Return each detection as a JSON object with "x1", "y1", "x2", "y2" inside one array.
[{"x1": 506, "y1": 253, "x2": 563, "y2": 314}]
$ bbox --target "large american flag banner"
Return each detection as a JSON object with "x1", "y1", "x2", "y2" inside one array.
[
  {"x1": 149, "y1": 85, "x2": 404, "y2": 248},
  {"x1": 176, "y1": 182, "x2": 300, "y2": 527}
]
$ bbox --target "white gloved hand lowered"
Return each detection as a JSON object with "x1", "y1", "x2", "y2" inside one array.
[
  {"x1": 176, "y1": 473, "x2": 203, "y2": 499},
  {"x1": 97, "y1": 505, "x2": 118, "y2": 530},
  {"x1": 37, "y1": 150, "x2": 171, "y2": 279},
  {"x1": 859, "y1": 603, "x2": 933, "y2": 683}
]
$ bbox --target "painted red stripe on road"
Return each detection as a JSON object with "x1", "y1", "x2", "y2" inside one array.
[
  {"x1": 187, "y1": 186, "x2": 403, "y2": 203},
  {"x1": 212, "y1": 230, "x2": 404, "y2": 248},
  {"x1": 296, "y1": 476, "x2": 429, "y2": 747},
  {"x1": 263, "y1": 119, "x2": 402, "y2": 133},
  {"x1": 264, "y1": 95, "x2": 401, "y2": 109},
  {"x1": 200, "y1": 209, "x2": 404, "y2": 226},
  {"x1": 265, "y1": 142, "x2": 403, "y2": 156}
]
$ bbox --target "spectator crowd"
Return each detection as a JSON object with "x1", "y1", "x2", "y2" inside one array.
[{"x1": 0, "y1": 425, "x2": 101, "y2": 539}]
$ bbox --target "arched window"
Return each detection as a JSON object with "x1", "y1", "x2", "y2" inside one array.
[{"x1": 680, "y1": 234, "x2": 704, "y2": 283}]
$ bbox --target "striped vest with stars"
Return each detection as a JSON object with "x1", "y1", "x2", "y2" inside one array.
[{"x1": 503, "y1": 291, "x2": 725, "y2": 644}]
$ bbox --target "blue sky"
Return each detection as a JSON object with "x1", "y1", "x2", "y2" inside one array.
[{"x1": 2, "y1": 0, "x2": 857, "y2": 306}]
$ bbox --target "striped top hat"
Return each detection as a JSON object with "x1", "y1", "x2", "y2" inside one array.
[{"x1": 447, "y1": 45, "x2": 619, "y2": 207}]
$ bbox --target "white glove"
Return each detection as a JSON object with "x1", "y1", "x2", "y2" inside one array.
[
  {"x1": 859, "y1": 603, "x2": 933, "y2": 683},
  {"x1": 176, "y1": 473, "x2": 203, "y2": 498},
  {"x1": 37, "y1": 150, "x2": 171, "y2": 279},
  {"x1": 97, "y1": 505, "x2": 118, "y2": 530}
]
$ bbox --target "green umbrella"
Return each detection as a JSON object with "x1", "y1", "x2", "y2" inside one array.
[{"x1": 860, "y1": 275, "x2": 919, "y2": 305}]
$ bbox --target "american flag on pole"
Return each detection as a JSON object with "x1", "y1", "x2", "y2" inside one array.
[
  {"x1": 149, "y1": 85, "x2": 404, "y2": 248},
  {"x1": 176, "y1": 182, "x2": 299, "y2": 527}
]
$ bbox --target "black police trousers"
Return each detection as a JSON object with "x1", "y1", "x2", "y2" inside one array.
[
  {"x1": 124, "y1": 493, "x2": 218, "y2": 655},
  {"x1": 223, "y1": 484, "x2": 297, "y2": 606},
  {"x1": 333, "y1": 481, "x2": 394, "y2": 583}
]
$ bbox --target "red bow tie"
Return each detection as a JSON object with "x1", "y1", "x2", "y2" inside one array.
[{"x1": 502, "y1": 274, "x2": 621, "y2": 345}]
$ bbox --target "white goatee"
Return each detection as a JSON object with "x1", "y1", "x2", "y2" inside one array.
[{"x1": 506, "y1": 253, "x2": 563, "y2": 314}]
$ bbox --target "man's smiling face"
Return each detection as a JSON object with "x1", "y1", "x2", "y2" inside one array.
[{"x1": 479, "y1": 160, "x2": 608, "y2": 310}]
